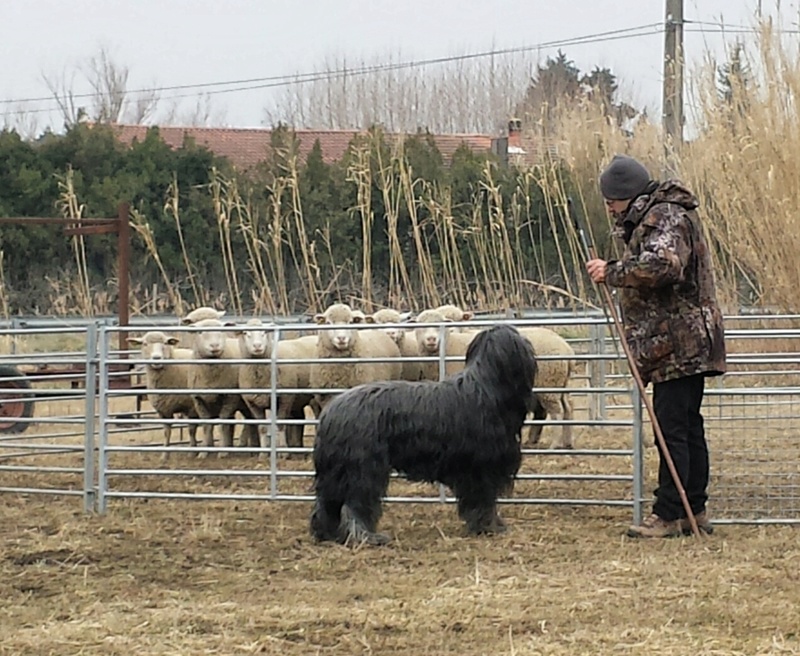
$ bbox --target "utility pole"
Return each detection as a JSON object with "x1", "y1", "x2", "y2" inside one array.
[{"x1": 662, "y1": 0, "x2": 684, "y2": 154}]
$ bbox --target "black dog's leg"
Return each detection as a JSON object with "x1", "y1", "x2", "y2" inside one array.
[
  {"x1": 342, "y1": 497, "x2": 390, "y2": 546},
  {"x1": 310, "y1": 494, "x2": 344, "y2": 543},
  {"x1": 453, "y1": 481, "x2": 507, "y2": 535}
]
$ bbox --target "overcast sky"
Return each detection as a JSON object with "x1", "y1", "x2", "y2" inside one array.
[{"x1": 1, "y1": 0, "x2": 796, "y2": 134}]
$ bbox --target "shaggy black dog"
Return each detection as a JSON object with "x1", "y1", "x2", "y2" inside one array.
[{"x1": 310, "y1": 323, "x2": 538, "y2": 546}]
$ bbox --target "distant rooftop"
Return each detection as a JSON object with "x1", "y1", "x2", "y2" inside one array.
[{"x1": 107, "y1": 124, "x2": 496, "y2": 170}]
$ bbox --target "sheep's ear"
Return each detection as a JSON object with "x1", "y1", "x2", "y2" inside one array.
[
  {"x1": 166, "y1": 337, "x2": 180, "y2": 345},
  {"x1": 314, "y1": 313, "x2": 325, "y2": 325},
  {"x1": 214, "y1": 310, "x2": 226, "y2": 319},
  {"x1": 127, "y1": 337, "x2": 144, "y2": 346},
  {"x1": 462, "y1": 311, "x2": 474, "y2": 321},
  {"x1": 398, "y1": 311, "x2": 413, "y2": 322}
]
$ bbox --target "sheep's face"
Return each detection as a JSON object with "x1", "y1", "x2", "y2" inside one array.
[
  {"x1": 322, "y1": 322, "x2": 356, "y2": 352},
  {"x1": 413, "y1": 310, "x2": 450, "y2": 354},
  {"x1": 315, "y1": 304, "x2": 359, "y2": 352},
  {"x1": 415, "y1": 324, "x2": 443, "y2": 354},
  {"x1": 129, "y1": 332, "x2": 179, "y2": 370},
  {"x1": 193, "y1": 320, "x2": 230, "y2": 359},
  {"x1": 239, "y1": 327, "x2": 273, "y2": 358},
  {"x1": 369, "y1": 310, "x2": 405, "y2": 344},
  {"x1": 381, "y1": 325, "x2": 404, "y2": 344}
]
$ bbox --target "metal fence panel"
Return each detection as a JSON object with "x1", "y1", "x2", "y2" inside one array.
[
  {"x1": 0, "y1": 325, "x2": 96, "y2": 507},
  {"x1": 2, "y1": 312, "x2": 800, "y2": 525}
]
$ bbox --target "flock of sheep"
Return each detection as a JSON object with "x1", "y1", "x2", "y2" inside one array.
[{"x1": 128, "y1": 303, "x2": 577, "y2": 460}]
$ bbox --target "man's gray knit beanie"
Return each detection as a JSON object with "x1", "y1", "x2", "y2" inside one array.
[{"x1": 599, "y1": 155, "x2": 652, "y2": 200}]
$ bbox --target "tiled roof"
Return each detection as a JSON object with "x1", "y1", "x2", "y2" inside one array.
[{"x1": 107, "y1": 124, "x2": 495, "y2": 170}]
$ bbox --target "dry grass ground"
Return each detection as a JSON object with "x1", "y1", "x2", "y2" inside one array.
[
  {"x1": 1, "y1": 493, "x2": 799, "y2": 656},
  {"x1": 3, "y1": 332, "x2": 800, "y2": 655},
  {"x1": 2, "y1": 390, "x2": 800, "y2": 655}
]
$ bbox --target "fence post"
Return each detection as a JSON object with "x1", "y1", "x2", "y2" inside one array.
[
  {"x1": 82, "y1": 323, "x2": 98, "y2": 513},
  {"x1": 269, "y1": 324, "x2": 280, "y2": 499},
  {"x1": 632, "y1": 384, "x2": 645, "y2": 526},
  {"x1": 589, "y1": 322, "x2": 609, "y2": 421},
  {"x1": 438, "y1": 322, "x2": 447, "y2": 504},
  {"x1": 96, "y1": 325, "x2": 111, "y2": 514}
]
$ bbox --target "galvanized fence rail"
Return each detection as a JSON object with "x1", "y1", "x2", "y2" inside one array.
[{"x1": 1, "y1": 312, "x2": 799, "y2": 525}]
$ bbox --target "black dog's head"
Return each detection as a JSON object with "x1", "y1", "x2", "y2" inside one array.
[{"x1": 465, "y1": 323, "x2": 537, "y2": 403}]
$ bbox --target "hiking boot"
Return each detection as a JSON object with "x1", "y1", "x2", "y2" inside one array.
[
  {"x1": 680, "y1": 511, "x2": 714, "y2": 536},
  {"x1": 626, "y1": 513, "x2": 681, "y2": 539}
]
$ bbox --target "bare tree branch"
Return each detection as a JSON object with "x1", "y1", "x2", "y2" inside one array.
[
  {"x1": 41, "y1": 46, "x2": 161, "y2": 128},
  {"x1": 1, "y1": 104, "x2": 41, "y2": 140},
  {"x1": 41, "y1": 68, "x2": 83, "y2": 128}
]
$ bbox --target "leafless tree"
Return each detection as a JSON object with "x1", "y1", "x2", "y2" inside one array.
[
  {"x1": 2, "y1": 104, "x2": 41, "y2": 140},
  {"x1": 263, "y1": 50, "x2": 535, "y2": 134},
  {"x1": 162, "y1": 93, "x2": 228, "y2": 127},
  {"x1": 42, "y1": 46, "x2": 160, "y2": 127},
  {"x1": 41, "y1": 68, "x2": 84, "y2": 127}
]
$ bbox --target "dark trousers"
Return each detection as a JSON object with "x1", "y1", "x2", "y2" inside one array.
[{"x1": 651, "y1": 373, "x2": 709, "y2": 521}]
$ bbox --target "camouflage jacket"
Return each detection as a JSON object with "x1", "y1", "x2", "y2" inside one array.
[{"x1": 604, "y1": 180, "x2": 727, "y2": 385}]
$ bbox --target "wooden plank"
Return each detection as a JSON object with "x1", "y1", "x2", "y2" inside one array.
[{"x1": 0, "y1": 217, "x2": 117, "y2": 225}]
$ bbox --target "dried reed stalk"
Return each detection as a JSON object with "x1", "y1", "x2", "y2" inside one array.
[
  {"x1": 347, "y1": 141, "x2": 375, "y2": 309},
  {"x1": 265, "y1": 171, "x2": 290, "y2": 313},
  {"x1": 164, "y1": 173, "x2": 199, "y2": 314},
  {"x1": 129, "y1": 208, "x2": 182, "y2": 312},
  {"x1": 399, "y1": 160, "x2": 438, "y2": 309},
  {"x1": 285, "y1": 151, "x2": 323, "y2": 312},
  {"x1": 376, "y1": 140, "x2": 414, "y2": 308},
  {"x1": 55, "y1": 168, "x2": 93, "y2": 316},
  {"x1": 208, "y1": 168, "x2": 243, "y2": 316}
]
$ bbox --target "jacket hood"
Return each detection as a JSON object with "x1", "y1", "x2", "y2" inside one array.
[
  {"x1": 647, "y1": 179, "x2": 699, "y2": 210},
  {"x1": 615, "y1": 179, "x2": 699, "y2": 240}
]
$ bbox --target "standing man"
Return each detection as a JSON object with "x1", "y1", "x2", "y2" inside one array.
[{"x1": 586, "y1": 154, "x2": 727, "y2": 538}]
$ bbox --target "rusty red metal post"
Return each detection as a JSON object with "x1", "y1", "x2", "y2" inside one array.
[{"x1": 0, "y1": 202, "x2": 133, "y2": 375}]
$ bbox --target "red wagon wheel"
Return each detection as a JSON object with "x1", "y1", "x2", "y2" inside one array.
[{"x1": 0, "y1": 365, "x2": 34, "y2": 434}]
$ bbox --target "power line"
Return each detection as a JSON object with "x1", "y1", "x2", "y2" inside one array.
[
  {"x1": 7, "y1": 19, "x2": 783, "y2": 122},
  {"x1": 686, "y1": 26, "x2": 800, "y2": 34},
  {"x1": 686, "y1": 19, "x2": 800, "y2": 33},
  {"x1": 1, "y1": 22, "x2": 663, "y2": 116}
]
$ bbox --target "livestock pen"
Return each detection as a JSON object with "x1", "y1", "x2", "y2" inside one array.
[{"x1": 1, "y1": 312, "x2": 799, "y2": 655}]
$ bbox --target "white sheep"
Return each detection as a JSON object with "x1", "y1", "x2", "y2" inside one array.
[
  {"x1": 435, "y1": 303, "x2": 475, "y2": 332},
  {"x1": 413, "y1": 308, "x2": 479, "y2": 381},
  {"x1": 127, "y1": 331, "x2": 198, "y2": 461},
  {"x1": 187, "y1": 318, "x2": 254, "y2": 458},
  {"x1": 517, "y1": 327, "x2": 576, "y2": 450},
  {"x1": 310, "y1": 303, "x2": 402, "y2": 412},
  {"x1": 237, "y1": 319, "x2": 316, "y2": 458},
  {"x1": 288, "y1": 333, "x2": 320, "y2": 418},
  {"x1": 367, "y1": 308, "x2": 420, "y2": 381},
  {"x1": 180, "y1": 308, "x2": 258, "y2": 450},
  {"x1": 181, "y1": 306, "x2": 226, "y2": 325}
]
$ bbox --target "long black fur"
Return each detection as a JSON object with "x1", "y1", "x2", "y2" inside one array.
[{"x1": 310, "y1": 323, "x2": 538, "y2": 545}]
